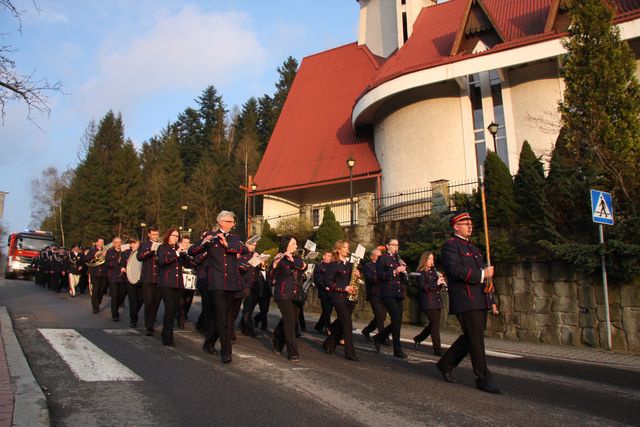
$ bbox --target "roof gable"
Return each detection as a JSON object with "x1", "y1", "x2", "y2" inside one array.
[{"x1": 451, "y1": 0, "x2": 505, "y2": 56}]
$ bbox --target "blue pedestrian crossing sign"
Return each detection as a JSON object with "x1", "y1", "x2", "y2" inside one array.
[{"x1": 590, "y1": 190, "x2": 614, "y2": 225}]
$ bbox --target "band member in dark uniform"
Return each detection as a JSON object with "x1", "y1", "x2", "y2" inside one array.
[
  {"x1": 87, "y1": 238, "x2": 108, "y2": 313},
  {"x1": 413, "y1": 251, "x2": 446, "y2": 355},
  {"x1": 67, "y1": 244, "x2": 85, "y2": 297},
  {"x1": 138, "y1": 227, "x2": 161, "y2": 336},
  {"x1": 436, "y1": 212, "x2": 501, "y2": 394},
  {"x1": 177, "y1": 236, "x2": 196, "y2": 329},
  {"x1": 373, "y1": 238, "x2": 408, "y2": 358},
  {"x1": 313, "y1": 250, "x2": 334, "y2": 334},
  {"x1": 49, "y1": 246, "x2": 67, "y2": 293},
  {"x1": 238, "y1": 240, "x2": 259, "y2": 337},
  {"x1": 322, "y1": 240, "x2": 359, "y2": 361},
  {"x1": 157, "y1": 228, "x2": 189, "y2": 346},
  {"x1": 193, "y1": 234, "x2": 210, "y2": 335},
  {"x1": 189, "y1": 211, "x2": 243, "y2": 364},
  {"x1": 271, "y1": 236, "x2": 307, "y2": 361},
  {"x1": 78, "y1": 246, "x2": 90, "y2": 294},
  {"x1": 106, "y1": 237, "x2": 127, "y2": 322},
  {"x1": 253, "y1": 261, "x2": 271, "y2": 331},
  {"x1": 242, "y1": 258, "x2": 267, "y2": 333},
  {"x1": 360, "y1": 248, "x2": 387, "y2": 341},
  {"x1": 34, "y1": 247, "x2": 50, "y2": 287},
  {"x1": 123, "y1": 239, "x2": 143, "y2": 328}
]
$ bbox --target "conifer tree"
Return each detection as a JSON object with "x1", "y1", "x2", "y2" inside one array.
[
  {"x1": 513, "y1": 141, "x2": 559, "y2": 243},
  {"x1": 483, "y1": 151, "x2": 516, "y2": 228},
  {"x1": 315, "y1": 206, "x2": 345, "y2": 251},
  {"x1": 156, "y1": 130, "x2": 185, "y2": 230},
  {"x1": 184, "y1": 146, "x2": 219, "y2": 234},
  {"x1": 559, "y1": 0, "x2": 640, "y2": 220},
  {"x1": 174, "y1": 107, "x2": 204, "y2": 179}
]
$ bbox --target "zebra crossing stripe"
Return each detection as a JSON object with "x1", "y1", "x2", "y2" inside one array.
[{"x1": 38, "y1": 329, "x2": 142, "y2": 382}]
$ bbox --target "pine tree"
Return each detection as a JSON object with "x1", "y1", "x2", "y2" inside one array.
[
  {"x1": 156, "y1": 130, "x2": 185, "y2": 230},
  {"x1": 257, "y1": 94, "x2": 276, "y2": 153},
  {"x1": 184, "y1": 146, "x2": 220, "y2": 234},
  {"x1": 559, "y1": 0, "x2": 640, "y2": 220},
  {"x1": 174, "y1": 107, "x2": 204, "y2": 179},
  {"x1": 315, "y1": 206, "x2": 345, "y2": 251},
  {"x1": 197, "y1": 85, "x2": 227, "y2": 150},
  {"x1": 483, "y1": 151, "x2": 516, "y2": 228},
  {"x1": 513, "y1": 141, "x2": 559, "y2": 244},
  {"x1": 110, "y1": 140, "x2": 143, "y2": 238},
  {"x1": 273, "y1": 56, "x2": 298, "y2": 113}
]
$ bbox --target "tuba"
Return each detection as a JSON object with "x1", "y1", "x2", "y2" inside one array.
[{"x1": 86, "y1": 243, "x2": 112, "y2": 268}]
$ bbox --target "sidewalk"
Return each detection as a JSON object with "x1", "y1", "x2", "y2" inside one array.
[
  {"x1": 291, "y1": 308, "x2": 640, "y2": 371},
  {"x1": 0, "y1": 307, "x2": 50, "y2": 427}
]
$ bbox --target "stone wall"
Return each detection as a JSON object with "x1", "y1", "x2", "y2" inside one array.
[{"x1": 303, "y1": 261, "x2": 640, "y2": 352}]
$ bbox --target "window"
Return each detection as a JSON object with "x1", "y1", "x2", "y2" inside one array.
[
  {"x1": 468, "y1": 74, "x2": 486, "y2": 174},
  {"x1": 401, "y1": 12, "x2": 408, "y2": 43},
  {"x1": 312, "y1": 209, "x2": 320, "y2": 228},
  {"x1": 489, "y1": 71, "x2": 509, "y2": 166}
]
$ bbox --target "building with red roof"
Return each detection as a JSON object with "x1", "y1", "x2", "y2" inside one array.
[{"x1": 255, "y1": 0, "x2": 640, "y2": 227}]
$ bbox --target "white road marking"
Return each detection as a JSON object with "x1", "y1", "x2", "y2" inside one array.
[
  {"x1": 352, "y1": 329, "x2": 524, "y2": 359},
  {"x1": 38, "y1": 328, "x2": 142, "y2": 382}
]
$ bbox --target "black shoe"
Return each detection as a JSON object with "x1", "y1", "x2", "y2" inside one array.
[
  {"x1": 436, "y1": 365, "x2": 456, "y2": 383},
  {"x1": 272, "y1": 340, "x2": 281, "y2": 354},
  {"x1": 260, "y1": 324, "x2": 268, "y2": 331},
  {"x1": 202, "y1": 342, "x2": 216, "y2": 355},
  {"x1": 323, "y1": 346, "x2": 334, "y2": 355},
  {"x1": 92, "y1": 309, "x2": 99, "y2": 314},
  {"x1": 129, "y1": 322, "x2": 136, "y2": 328},
  {"x1": 413, "y1": 338, "x2": 420, "y2": 350},
  {"x1": 289, "y1": 355, "x2": 300, "y2": 362},
  {"x1": 112, "y1": 314, "x2": 119, "y2": 322},
  {"x1": 242, "y1": 329, "x2": 258, "y2": 337},
  {"x1": 346, "y1": 355, "x2": 359, "y2": 362},
  {"x1": 362, "y1": 330, "x2": 372, "y2": 342},
  {"x1": 394, "y1": 351, "x2": 408, "y2": 359},
  {"x1": 373, "y1": 337, "x2": 381, "y2": 353},
  {"x1": 146, "y1": 329, "x2": 153, "y2": 336},
  {"x1": 163, "y1": 342, "x2": 175, "y2": 347},
  {"x1": 221, "y1": 355, "x2": 232, "y2": 363},
  {"x1": 477, "y1": 382, "x2": 501, "y2": 394},
  {"x1": 433, "y1": 348, "x2": 443, "y2": 356}
]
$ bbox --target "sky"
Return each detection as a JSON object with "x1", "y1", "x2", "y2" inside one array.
[{"x1": 0, "y1": 0, "x2": 359, "y2": 235}]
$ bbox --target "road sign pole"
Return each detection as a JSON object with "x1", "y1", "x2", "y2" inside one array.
[{"x1": 598, "y1": 224, "x2": 612, "y2": 350}]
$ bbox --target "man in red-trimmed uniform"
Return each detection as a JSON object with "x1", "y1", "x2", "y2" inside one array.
[{"x1": 436, "y1": 212, "x2": 501, "y2": 394}]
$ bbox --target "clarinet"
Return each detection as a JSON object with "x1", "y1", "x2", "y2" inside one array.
[{"x1": 396, "y1": 254, "x2": 410, "y2": 284}]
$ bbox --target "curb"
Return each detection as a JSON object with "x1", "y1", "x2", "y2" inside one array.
[{"x1": 0, "y1": 307, "x2": 50, "y2": 427}]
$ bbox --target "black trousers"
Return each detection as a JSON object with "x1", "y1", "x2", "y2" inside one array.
[
  {"x1": 159, "y1": 287, "x2": 182, "y2": 345},
  {"x1": 197, "y1": 288, "x2": 213, "y2": 333},
  {"x1": 254, "y1": 295, "x2": 271, "y2": 330},
  {"x1": 127, "y1": 283, "x2": 144, "y2": 324},
  {"x1": 91, "y1": 276, "x2": 108, "y2": 312},
  {"x1": 323, "y1": 303, "x2": 356, "y2": 359},
  {"x1": 51, "y1": 273, "x2": 62, "y2": 293},
  {"x1": 178, "y1": 289, "x2": 195, "y2": 324},
  {"x1": 376, "y1": 298, "x2": 404, "y2": 353},
  {"x1": 273, "y1": 300, "x2": 300, "y2": 358},
  {"x1": 362, "y1": 297, "x2": 387, "y2": 334},
  {"x1": 241, "y1": 289, "x2": 261, "y2": 332},
  {"x1": 437, "y1": 310, "x2": 491, "y2": 384},
  {"x1": 315, "y1": 298, "x2": 333, "y2": 332},
  {"x1": 142, "y1": 282, "x2": 161, "y2": 331},
  {"x1": 78, "y1": 273, "x2": 89, "y2": 294},
  {"x1": 109, "y1": 282, "x2": 127, "y2": 317},
  {"x1": 211, "y1": 290, "x2": 236, "y2": 358},
  {"x1": 414, "y1": 308, "x2": 442, "y2": 350},
  {"x1": 298, "y1": 301, "x2": 307, "y2": 331}
]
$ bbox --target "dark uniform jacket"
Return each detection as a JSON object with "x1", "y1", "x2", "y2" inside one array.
[
  {"x1": 238, "y1": 249, "x2": 256, "y2": 298},
  {"x1": 313, "y1": 262, "x2": 332, "y2": 301},
  {"x1": 86, "y1": 246, "x2": 107, "y2": 278},
  {"x1": 361, "y1": 261, "x2": 379, "y2": 301},
  {"x1": 106, "y1": 248, "x2": 125, "y2": 283},
  {"x1": 418, "y1": 268, "x2": 443, "y2": 311},
  {"x1": 137, "y1": 240, "x2": 159, "y2": 284},
  {"x1": 193, "y1": 252, "x2": 209, "y2": 291},
  {"x1": 441, "y1": 235, "x2": 491, "y2": 314},
  {"x1": 326, "y1": 260, "x2": 354, "y2": 305},
  {"x1": 50, "y1": 252, "x2": 67, "y2": 274},
  {"x1": 375, "y1": 253, "x2": 404, "y2": 299},
  {"x1": 271, "y1": 255, "x2": 306, "y2": 302},
  {"x1": 157, "y1": 243, "x2": 185, "y2": 289},
  {"x1": 188, "y1": 231, "x2": 243, "y2": 292},
  {"x1": 67, "y1": 251, "x2": 85, "y2": 275}
]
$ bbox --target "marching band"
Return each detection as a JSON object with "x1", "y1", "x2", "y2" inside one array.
[{"x1": 28, "y1": 209, "x2": 501, "y2": 394}]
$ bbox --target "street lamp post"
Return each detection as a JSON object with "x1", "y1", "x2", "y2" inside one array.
[
  {"x1": 140, "y1": 222, "x2": 147, "y2": 241},
  {"x1": 346, "y1": 157, "x2": 356, "y2": 227},
  {"x1": 181, "y1": 205, "x2": 188, "y2": 232},
  {"x1": 487, "y1": 121, "x2": 499, "y2": 153}
]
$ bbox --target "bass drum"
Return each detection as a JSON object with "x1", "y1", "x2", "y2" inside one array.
[{"x1": 126, "y1": 250, "x2": 143, "y2": 284}]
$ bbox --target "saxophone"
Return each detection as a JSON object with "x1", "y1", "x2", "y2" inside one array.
[{"x1": 347, "y1": 257, "x2": 365, "y2": 303}]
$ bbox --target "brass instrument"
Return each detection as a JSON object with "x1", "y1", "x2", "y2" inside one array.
[
  {"x1": 86, "y1": 242, "x2": 112, "y2": 267},
  {"x1": 347, "y1": 258, "x2": 364, "y2": 303}
]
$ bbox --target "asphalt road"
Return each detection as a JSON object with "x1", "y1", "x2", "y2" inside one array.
[{"x1": 1, "y1": 278, "x2": 639, "y2": 426}]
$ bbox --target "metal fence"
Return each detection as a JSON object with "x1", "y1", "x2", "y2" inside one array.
[
  {"x1": 262, "y1": 210, "x2": 300, "y2": 227},
  {"x1": 309, "y1": 199, "x2": 357, "y2": 227},
  {"x1": 374, "y1": 178, "x2": 478, "y2": 223}
]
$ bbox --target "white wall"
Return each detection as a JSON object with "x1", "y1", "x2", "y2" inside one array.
[
  {"x1": 374, "y1": 81, "x2": 472, "y2": 194},
  {"x1": 358, "y1": 0, "x2": 399, "y2": 58}
]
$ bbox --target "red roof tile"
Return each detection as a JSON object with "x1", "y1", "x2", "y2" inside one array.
[{"x1": 254, "y1": 43, "x2": 382, "y2": 194}]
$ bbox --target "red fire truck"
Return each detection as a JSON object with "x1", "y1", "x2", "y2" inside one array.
[{"x1": 5, "y1": 230, "x2": 56, "y2": 279}]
